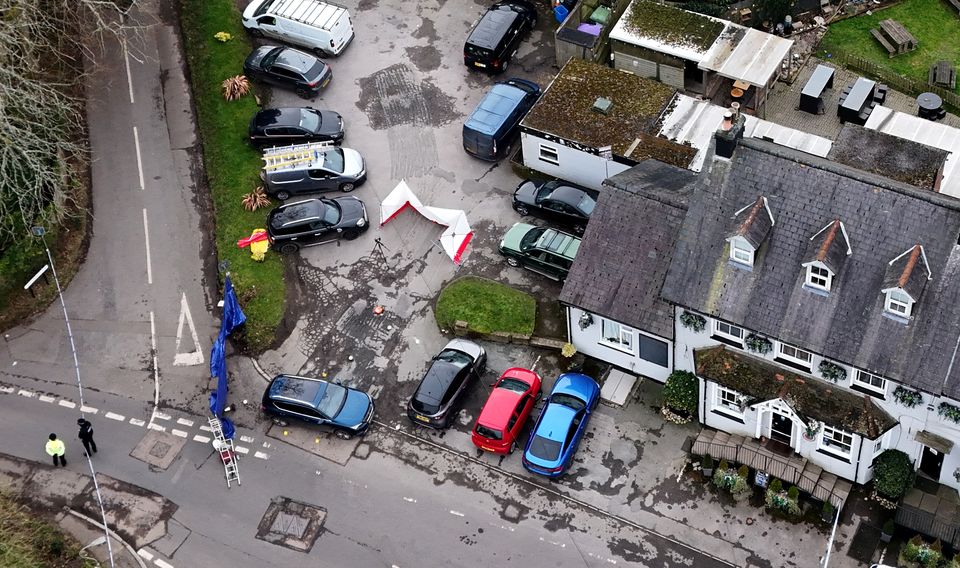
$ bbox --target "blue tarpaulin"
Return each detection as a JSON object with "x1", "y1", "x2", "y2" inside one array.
[{"x1": 209, "y1": 275, "x2": 246, "y2": 439}]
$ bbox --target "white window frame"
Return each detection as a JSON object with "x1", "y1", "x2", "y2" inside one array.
[
  {"x1": 539, "y1": 144, "x2": 560, "y2": 166},
  {"x1": 885, "y1": 289, "x2": 913, "y2": 317},
  {"x1": 601, "y1": 319, "x2": 634, "y2": 354},
  {"x1": 714, "y1": 385, "x2": 743, "y2": 416},
  {"x1": 729, "y1": 239, "x2": 754, "y2": 267},
  {"x1": 712, "y1": 319, "x2": 745, "y2": 344},
  {"x1": 852, "y1": 369, "x2": 886, "y2": 395},
  {"x1": 819, "y1": 426, "x2": 854, "y2": 459},
  {"x1": 777, "y1": 342, "x2": 813, "y2": 367},
  {"x1": 806, "y1": 264, "x2": 832, "y2": 291}
]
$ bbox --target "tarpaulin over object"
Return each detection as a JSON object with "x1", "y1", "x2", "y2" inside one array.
[
  {"x1": 379, "y1": 180, "x2": 473, "y2": 264},
  {"x1": 209, "y1": 275, "x2": 246, "y2": 439}
]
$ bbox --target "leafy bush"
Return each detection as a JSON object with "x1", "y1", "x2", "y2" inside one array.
[
  {"x1": 893, "y1": 386, "x2": 924, "y2": 408},
  {"x1": 818, "y1": 360, "x2": 847, "y2": 383},
  {"x1": 713, "y1": 466, "x2": 750, "y2": 500},
  {"x1": 873, "y1": 450, "x2": 914, "y2": 499},
  {"x1": 679, "y1": 310, "x2": 706, "y2": 332},
  {"x1": 718, "y1": 459, "x2": 729, "y2": 471},
  {"x1": 769, "y1": 478, "x2": 783, "y2": 494},
  {"x1": 904, "y1": 535, "x2": 943, "y2": 568},
  {"x1": 702, "y1": 454, "x2": 714, "y2": 470},
  {"x1": 745, "y1": 333, "x2": 773, "y2": 354},
  {"x1": 788, "y1": 486, "x2": 799, "y2": 501},
  {"x1": 662, "y1": 370, "x2": 698, "y2": 415},
  {"x1": 738, "y1": 464, "x2": 749, "y2": 479},
  {"x1": 822, "y1": 500, "x2": 834, "y2": 518},
  {"x1": 765, "y1": 487, "x2": 801, "y2": 516},
  {"x1": 938, "y1": 402, "x2": 960, "y2": 424}
]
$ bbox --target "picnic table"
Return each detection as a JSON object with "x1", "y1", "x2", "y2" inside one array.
[
  {"x1": 799, "y1": 64, "x2": 835, "y2": 114},
  {"x1": 870, "y1": 19, "x2": 917, "y2": 58},
  {"x1": 929, "y1": 60, "x2": 957, "y2": 90},
  {"x1": 838, "y1": 77, "x2": 877, "y2": 125},
  {"x1": 918, "y1": 92, "x2": 947, "y2": 121}
]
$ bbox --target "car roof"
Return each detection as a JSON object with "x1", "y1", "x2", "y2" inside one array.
[
  {"x1": 269, "y1": 200, "x2": 323, "y2": 230},
  {"x1": 273, "y1": 48, "x2": 317, "y2": 72},
  {"x1": 552, "y1": 372, "x2": 598, "y2": 400},
  {"x1": 254, "y1": 108, "x2": 306, "y2": 129},
  {"x1": 269, "y1": 375, "x2": 326, "y2": 406},
  {"x1": 536, "y1": 229, "x2": 580, "y2": 259},
  {"x1": 545, "y1": 185, "x2": 588, "y2": 205},
  {"x1": 467, "y1": 8, "x2": 520, "y2": 50},
  {"x1": 463, "y1": 84, "x2": 530, "y2": 135},
  {"x1": 538, "y1": 403, "x2": 576, "y2": 442},
  {"x1": 415, "y1": 360, "x2": 462, "y2": 405},
  {"x1": 477, "y1": 388, "x2": 522, "y2": 430}
]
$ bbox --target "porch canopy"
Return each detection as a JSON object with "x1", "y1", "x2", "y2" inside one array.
[
  {"x1": 699, "y1": 27, "x2": 794, "y2": 88},
  {"x1": 694, "y1": 346, "x2": 897, "y2": 438}
]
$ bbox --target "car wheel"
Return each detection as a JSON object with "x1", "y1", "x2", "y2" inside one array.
[
  {"x1": 275, "y1": 190, "x2": 291, "y2": 201},
  {"x1": 278, "y1": 242, "x2": 300, "y2": 254},
  {"x1": 314, "y1": 48, "x2": 332, "y2": 58},
  {"x1": 515, "y1": 204, "x2": 529, "y2": 216},
  {"x1": 340, "y1": 182, "x2": 356, "y2": 192},
  {"x1": 506, "y1": 257, "x2": 520, "y2": 267},
  {"x1": 295, "y1": 87, "x2": 312, "y2": 99},
  {"x1": 249, "y1": 29, "x2": 264, "y2": 38},
  {"x1": 343, "y1": 230, "x2": 361, "y2": 241},
  {"x1": 573, "y1": 224, "x2": 586, "y2": 236},
  {"x1": 500, "y1": 59, "x2": 509, "y2": 73},
  {"x1": 509, "y1": 441, "x2": 518, "y2": 454},
  {"x1": 334, "y1": 430, "x2": 353, "y2": 440}
]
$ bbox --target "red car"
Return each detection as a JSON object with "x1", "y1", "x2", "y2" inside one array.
[{"x1": 472, "y1": 367, "x2": 542, "y2": 454}]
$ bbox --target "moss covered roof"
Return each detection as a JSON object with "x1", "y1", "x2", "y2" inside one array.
[
  {"x1": 829, "y1": 125, "x2": 950, "y2": 190},
  {"x1": 695, "y1": 346, "x2": 896, "y2": 438},
  {"x1": 522, "y1": 59, "x2": 694, "y2": 167},
  {"x1": 621, "y1": 0, "x2": 726, "y2": 52}
]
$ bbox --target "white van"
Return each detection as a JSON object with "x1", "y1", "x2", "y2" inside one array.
[{"x1": 243, "y1": 0, "x2": 355, "y2": 57}]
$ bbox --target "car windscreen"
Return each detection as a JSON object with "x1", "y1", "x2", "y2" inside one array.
[
  {"x1": 551, "y1": 393, "x2": 586, "y2": 412},
  {"x1": 252, "y1": 0, "x2": 276, "y2": 17},
  {"x1": 577, "y1": 193, "x2": 597, "y2": 215},
  {"x1": 519, "y1": 226, "x2": 545, "y2": 251},
  {"x1": 475, "y1": 424, "x2": 503, "y2": 440},
  {"x1": 528, "y1": 435, "x2": 562, "y2": 462},
  {"x1": 323, "y1": 148, "x2": 345, "y2": 173},
  {"x1": 300, "y1": 110, "x2": 320, "y2": 132},
  {"x1": 317, "y1": 383, "x2": 347, "y2": 418},
  {"x1": 321, "y1": 200, "x2": 341, "y2": 225},
  {"x1": 497, "y1": 377, "x2": 529, "y2": 394}
]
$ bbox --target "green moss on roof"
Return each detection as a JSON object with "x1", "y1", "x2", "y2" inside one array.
[
  {"x1": 829, "y1": 126, "x2": 950, "y2": 190},
  {"x1": 622, "y1": 0, "x2": 726, "y2": 52},
  {"x1": 523, "y1": 59, "x2": 687, "y2": 161},
  {"x1": 695, "y1": 346, "x2": 896, "y2": 438}
]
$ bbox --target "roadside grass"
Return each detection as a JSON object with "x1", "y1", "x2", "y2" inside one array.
[
  {"x1": 0, "y1": 492, "x2": 95, "y2": 568},
  {"x1": 819, "y1": 0, "x2": 960, "y2": 92},
  {"x1": 435, "y1": 277, "x2": 536, "y2": 335},
  {"x1": 179, "y1": 0, "x2": 285, "y2": 351}
]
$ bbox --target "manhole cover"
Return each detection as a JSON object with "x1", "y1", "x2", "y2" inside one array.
[
  {"x1": 129, "y1": 430, "x2": 187, "y2": 470},
  {"x1": 256, "y1": 497, "x2": 326, "y2": 552},
  {"x1": 149, "y1": 441, "x2": 171, "y2": 459}
]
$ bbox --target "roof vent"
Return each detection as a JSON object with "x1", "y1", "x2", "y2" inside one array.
[{"x1": 592, "y1": 97, "x2": 614, "y2": 115}]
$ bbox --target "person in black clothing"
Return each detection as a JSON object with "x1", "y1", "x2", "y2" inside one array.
[{"x1": 77, "y1": 418, "x2": 97, "y2": 456}]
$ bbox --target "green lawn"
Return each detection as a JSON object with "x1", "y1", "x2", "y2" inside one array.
[
  {"x1": 179, "y1": 0, "x2": 285, "y2": 351},
  {"x1": 0, "y1": 492, "x2": 95, "y2": 568},
  {"x1": 819, "y1": 0, "x2": 960, "y2": 92},
  {"x1": 435, "y1": 277, "x2": 537, "y2": 335}
]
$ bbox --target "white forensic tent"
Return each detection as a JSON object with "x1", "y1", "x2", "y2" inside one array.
[{"x1": 379, "y1": 180, "x2": 473, "y2": 265}]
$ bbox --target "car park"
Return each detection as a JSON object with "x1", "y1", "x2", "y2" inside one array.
[
  {"x1": 472, "y1": 368, "x2": 542, "y2": 455},
  {"x1": 462, "y1": 78, "x2": 540, "y2": 161},
  {"x1": 242, "y1": 0, "x2": 355, "y2": 57},
  {"x1": 243, "y1": 45, "x2": 332, "y2": 99},
  {"x1": 407, "y1": 339, "x2": 487, "y2": 429},
  {"x1": 266, "y1": 196, "x2": 368, "y2": 253},
  {"x1": 522, "y1": 372, "x2": 600, "y2": 477},
  {"x1": 249, "y1": 107, "x2": 344, "y2": 148},
  {"x1": 498, "y1": 222, "x2": 580, "y2": 281},
  {"x1": 513, "y1": 179, "x2": 597, "y2": 235},
  {"x1": 260, "y1": 143, "x2": 366, "y2": 200},
  {"x1": 463, "y1": 0, "x2": 537, "y2": 73},
  {"x1": 261, "y1": 374, "x2": 375, "y2": 438}
]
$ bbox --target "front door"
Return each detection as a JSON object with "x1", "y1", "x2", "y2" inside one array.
[
  {"x1": 770, "y1": 412, "x2": 794, "y2": 446},
  {"x1": 919, "y1": 446, "x2": 945, "y2": 480}
]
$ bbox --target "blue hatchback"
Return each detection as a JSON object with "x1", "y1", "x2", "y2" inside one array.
[
  {"x1": 261, "y1": 374, "x2": 375, "y2": 439},
  {"x1": 522, "y1": 373, "x2": 600, "y2": 477}
]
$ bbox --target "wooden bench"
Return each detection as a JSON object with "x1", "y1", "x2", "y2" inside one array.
[
  {"x1": 871, "y1": 19, "x2": 918, "y2": 58},
  {"x1": 870, "y1": 28, "x2": 897, "y2": 56}
]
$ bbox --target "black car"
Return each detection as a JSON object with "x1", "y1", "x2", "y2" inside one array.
[
  {"x1": 513, "y1": 179, "x2": 597, "y2": 235},
  {"x1": 261, "y1": 374, "x2": 375, "y2": 439},
  {"x1": 243, "y1": 45, "x2": 332, "y2": 99},
  {"x1": 266, "y1": 196, "x2": 368, "y2": 254},
  {"x1": 249, "y1": 107, "x2": 344, "y2": 148},
  {"x1": 464, "y1": 0, "x2": 537, "y2": 73},
  {"x1": 407, "y1": 339, "x2": 486, "y2": 429}
]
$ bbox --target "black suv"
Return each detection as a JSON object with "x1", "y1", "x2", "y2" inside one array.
[
  {"x1": 243, "y1": 45, "x2": 332, "y2": 99},
  {"x1": 464, "y1": 0, "x2": 537, "y2": 73},
  {"x1": 249, "y1": 107, "x2": 344, "y2": 148},
  {"x1": 262, "y1": 374, "x2": 375, "y2": 439},
  {"x1": 498, "y1": 223, "x2": 581, "y2": 282},
  {"x1": 266, "y1": 196, "x2": 368, "y2": 254},
  {"x1": 512, "y1": 179, "x2": 597, "y2": 235},
  {"x1": 408, "y1": 339, "x2": 486, "y2": 429}
]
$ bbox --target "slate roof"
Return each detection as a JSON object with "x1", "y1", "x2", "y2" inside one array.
[
  {"x1": 828, "y1": 125, "x2": 949, "y2": 190},
  {"x1": 662, "y1": 138, "x2": 960, "y2": 398},
  {"x1": 559, "y1": 160, "x2": 698, "y2": 340},
  {"x1": 804, "y1": 220, "x2": 850, "y2": 274},
  {"x1": 881, "y1": 245, "x2": 931, "y2": 300},
  {"x1": 729, "y1": 196, "x2": 773, "y2": 249}
]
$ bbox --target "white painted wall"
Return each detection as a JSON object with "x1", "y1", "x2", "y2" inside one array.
[
  {"x1": 520, "y1": 133, "x2": 631, "y2": 191},
  {"x1": 567, "y1": 306, "x2": 672, "y2": 382}
]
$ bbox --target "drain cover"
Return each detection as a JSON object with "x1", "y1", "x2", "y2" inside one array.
[
  {"x1": 149, "y1": 441, "x2": 171, "y2": 459},
  {"x1": 257, "y1": 497, "x2": 326, "y2": 552}
]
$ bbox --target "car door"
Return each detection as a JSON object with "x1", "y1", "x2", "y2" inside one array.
[
  {"x1": 538, "y1": 198, "x2": 566, "y2": 224},
  {"x1": 441, "y1": 368, "x2": 469, "y2": 414},
  {"x1": 508, "y1": 393, "x2": 532, "y2": 441},
  {"x1": 308, "y1": 169, "x2": 336, "y2": 191},
  {"x1": 275, "y1": 400, "x2": 328, "y2": 426},
  {"x1": 567, "y1": 408, "x2": 586, "y2": 456},
  {"x1": 267, "y1": 65, "x2": 300, "y2": 88},
  {"x1": 256, "y1": 15, "x2": 282, "y2": 41}
]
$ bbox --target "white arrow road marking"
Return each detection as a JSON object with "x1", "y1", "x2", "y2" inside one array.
[{"x1": 173, "y1": 293, "x2": 204, "y2": 366}]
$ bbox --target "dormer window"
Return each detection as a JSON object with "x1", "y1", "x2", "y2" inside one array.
[
  {"x1": 726, "y1": 196, "x2": 774, "y2": 269},
  {"x1": 881, "y1": 244, "x2": 931, "y2": 321},
  {"x1": 730, "y1": 237, "x2": 754, "y2": 266},
  {"x1": 806, "y1": 263, "x2": 832, "y2": 291},
  {"x1": 885, "y1": 289, "x2": 914, "y2": 317},
  {"x1": 802, "y1": 220, "x2": 851, "y2": 295}
]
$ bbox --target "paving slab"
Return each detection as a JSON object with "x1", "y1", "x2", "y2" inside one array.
[{"x1": 267, "y1": 423, "x2": 359, "y2": 466}]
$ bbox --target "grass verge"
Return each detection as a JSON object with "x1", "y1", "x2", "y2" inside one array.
[
  {"x1": 819, "y1": 0, "x2": 960, "y2": 92},
  {"x1": 0, "y1": 492, "x2": 95, "y2": 568},
  {"x1": 435, "y1": 277, "x2": 536, "y2": 335},
  {"x1": 179, "y1": 0, "x2": 285, "y2": 352}
]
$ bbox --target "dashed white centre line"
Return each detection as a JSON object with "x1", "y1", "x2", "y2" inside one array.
[
  {"x1": 142, "y1": 209, "x2": 153, "y2": 284},
  {"x1": 199, "y1": 425, "x2": 214, "y2": 432},
  {"x1": 80, "y1": 405, "x2": 98, "y2": 414},
  {"x1": 39, "y1": 395, "x2": 55, "y2": 403},
  {"x1": 58, "y1": 400, "x2": 77, "y2": 409},
  {"x1": 403, "y1": 497, "x2": 417, "y2": 503},
  {"x1": 449, "y1": 510, "x2": 465, "y2": 517},
  {"x1": 176, "y1": 418, "x2": 194, "y2": 427},
  {"x1": 154, "y1": 558, "x2": 175, "y2": 568},
  {"x1": 147, "y1": 423, "x2": 165, "y2": 432},
  {"x1": 171, "y1": 429, "x2": 188, "y2": 438},
  {"x1": 0, "y1": 386, "x2": 14, "y2": 394},
  {"x1": 254, "y1": 451, "x2": 270, "y2": 460},
  {"x1": 235, "y1": 446, "x2": 250, "y2": 455},
  {"x1": 137, "y1": 549, "x2": 154, "y2": 561},
  {"x1": 105, "y1": 412, "x2": 125, "y2": 421},
  {"x1": 133, "y1": 127, "x2": 145, "y2": 190},
  {"x1": 18, "y1": 389, "x2": 35, "y2": 398},
  {"x1": 123, "y1": 39, "x2": 135, "y2": 104},
  {"x1": 129, "y1": 418, "x2": 146, "y2": 427},
  {"x1": 193, "y1": 435, "x2": 211, "y2": 443}
]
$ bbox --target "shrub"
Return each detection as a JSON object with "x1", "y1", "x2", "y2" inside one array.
[
  {"x1": 769, "y1": 478, "x2": 783, "y2": 494},
  {"x1": 873, "y1": 450, "x2": 915, "y2": 499},
  {"x1": 221, "y1": 75, "x2": 251, "y2": 101},
  {"x1": 738, "y1": 464, "x2": 749, "y2": 479},
  {"x1": 679, "y1": 310, "x2": 706, "y2": 332},
  {"x1": 719, "y1": 459, "x2": 729, "y2": 471},
  {"x1": 938, "y1": 402, "x2": 960, "y2": 424},
  {"x1": 787, "y1": 486, "x2": 799, "y2": 501},
  {"x1": 713, "y1": 465, "x2": 750, "y2": 500},
  {"x1": 904, "y1": 535, "x2": 943, "y2": 568},
  {"x1": 822, "y1": 500, "x2": 834, "y2": 517},
  {"x1": 702, "y1": 454, "x2": 714, "y2": 470},
  {"x1": 240, "y1": 186, "x2": 270, "y2": 212},
  {"x1": 765, "y1": 486, "x2": 801, "y2": 516},
  {"x1": 662, "y1": 370, "x2": 698, "y2": 415}
]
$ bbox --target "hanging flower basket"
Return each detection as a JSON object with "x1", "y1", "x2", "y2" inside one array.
[
  {"x1": 745, "y1": 333, "x2": 772, "y2": 354},
  {"x1": 679, "y1": 310, "x2": 706, "y2": 333},
  {"x1": 803, "y1": 420, "x2": 821, "y2": 441}
]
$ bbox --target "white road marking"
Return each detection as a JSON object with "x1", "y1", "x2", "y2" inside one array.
[
  {"x1": 147, "y1": 423, "x2": 166, "y2": 432},
  {"x1": 261, "y1": 442, "x2": 271, "y2": 448},
  {"x1": 129, "y1": 418, "x2": 146, "y2": 427},
  {"x1": 403, "y1": 497, "x2": 417, "y2": 503},
  {"x1": 154, "y1": 558, "x2": 175, "y2": 568},
  {"x1": 538, "y1": 537, "x2": 565, "y2": 548},
  {"x1": 58, "y1": 400, "x2": 77, "y2": 409},
  {"x1": 80, "y1": 405, "x2": 98, "y2": 414},
  {"x1": 192, "y1": 435, "x2": 211, "y2": 443},
  {"x1": 123, "y1": 39, "x2": 135, "y2": 104},
  {"x1": 240, "y1": 435, "x2": 255, "y2": 443},
  {"x1": 18, "y1": 389, "x2": 35, "y2": 397},
  {"x1": 171, "y1": 429, "x2": 188, "y2": 438},
  {"x1": 149, "y1": 310, "x2": 160, "y2": 429},
  {"x1": 142, "y1": 210, "x2": 153, "y2": 284},
  {"x1": 133, "y1": 127, "x2": 145, "y2": 190},
  {"x1": 676, "y1": 462, "x2": 686, "y2": 483},
  {"x1": 235, "y1": 446, "x2": 250, "y2": 454},
  {"x1": 137, "y1": 548, "x2": 154, "y2": 561},
  {"x1": 449, "y1": 510, "x2": 465, "y2": 517},
  {"x1": 199, "y1": 425, "x2": 214, "y2": 432},
  {"x1": 254, "y1": 451, "x2": 270, "y2": 459},
  {"x1": 489, "y1": 523, "x2": 514, "y2": 532},
  {"x1": 0, "y1": 386, "x2": 14, "y2": 394},
  {"x1": 530, "y1": 354, "x2": 542, "y2": 372},
  {"x1": 105, "y1": 412, "x2": 125, "y2": 421},
  {"x1": 173, "y1": 293, "x2": 204, "y2": 366},
  {"x1": 39, "y1": 395, "x2": 55, "y2": 403},
  {"x1": 176, "y1": 418, "x2": 194, "y2": 427},
  {"x1": 153, "y1": 412, "x2": 171, "y2": 421}
]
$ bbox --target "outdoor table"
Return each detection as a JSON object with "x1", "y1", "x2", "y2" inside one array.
[
  {"x1": 838, "y1": 77, "x2": 876, "y2": 123},
  {"x1": 799, "y1": 64, "x2": 835, "y2": 114},
  {"x1": 918, "y1": 92, "x2": 943, "y2": 118},
  {"x1": 731, "y1": 87, "x2": 745, "y2": 102}
]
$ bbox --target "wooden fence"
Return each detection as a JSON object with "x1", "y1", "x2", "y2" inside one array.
[{"x1": 831, "y1": 52, "x2": 960, "y2": 113}]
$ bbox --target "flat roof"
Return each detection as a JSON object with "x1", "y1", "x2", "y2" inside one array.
[
  {"x1": 865, "y1": 106, "x2": 960, "y2": 199},
  {"x1": 699, "y1": 27, "x2": 794, "y2": 87},
  {"x1": 829, "y1": 124, "x2": 949, "y2": 190}
]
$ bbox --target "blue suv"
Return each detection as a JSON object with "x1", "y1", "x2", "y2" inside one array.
[{"x1": 261, "y1": 374, "x2": 374, "y2": 438}]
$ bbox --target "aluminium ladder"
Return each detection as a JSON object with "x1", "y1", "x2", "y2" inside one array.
[
  {"x1": 208, "y1": 416, "x2": 241, "y2": 487},
  {"x1": 261, "y1": 141, "x2": 333, "y2": 171}
]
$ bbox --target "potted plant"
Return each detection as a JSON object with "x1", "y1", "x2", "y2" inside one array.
[
  {"x1": 880, "y1": 519, "x2": 895, "y2": 543},
  {"x1": 661, "y1": 370, "x2": 698, "y2": 424},
  {"x1": 702, "y1": 454, "x2": 714, "y2": 477},
  {"x1": 821, "y1": 500, "x2": 835, "y2": 523},
  {"x1": 873, "y1": 450, "x2": 915, "y2": 507},
  {"x1": 803, "y1": 420, "x2": 821, "y2": 441}
]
